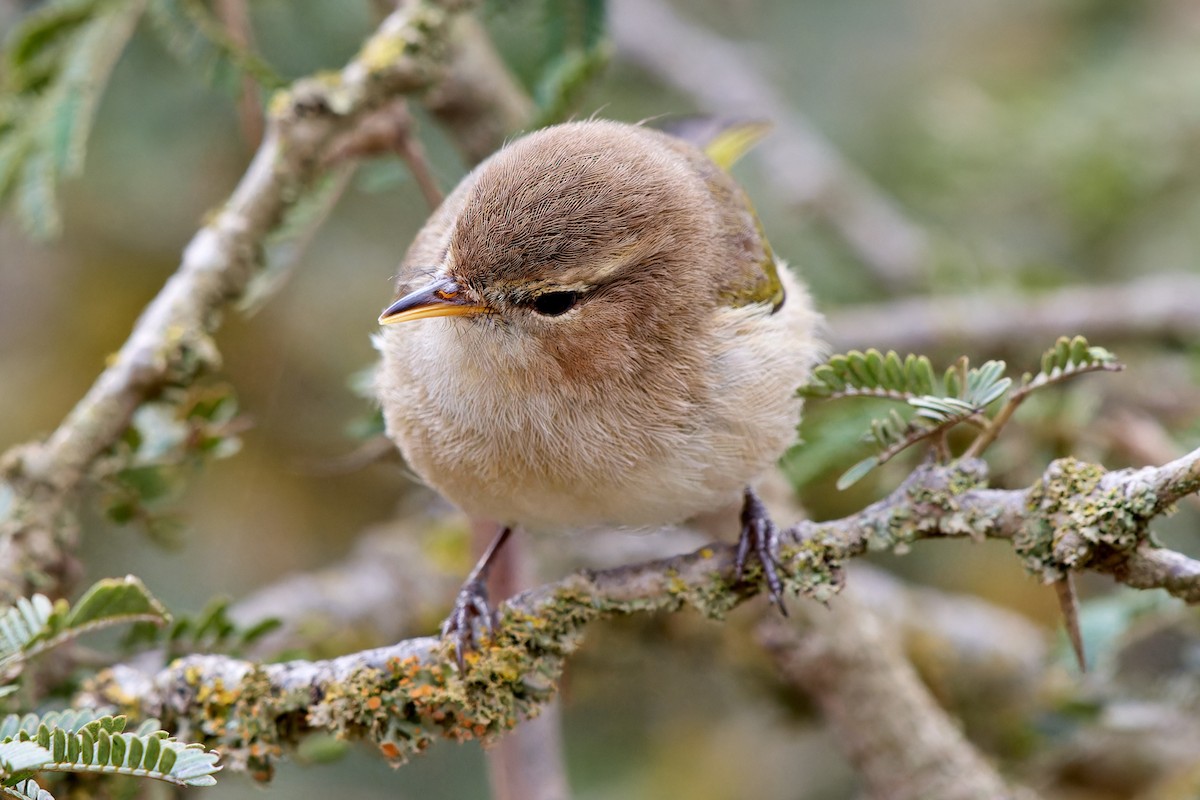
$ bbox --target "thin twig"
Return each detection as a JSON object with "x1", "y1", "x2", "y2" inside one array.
[
  {"x1": 393, "y1": 107, "x2": 445, "y2": 209},
  {"x1": 320, "y1": 98, "x2": 443, "y2": 208}
]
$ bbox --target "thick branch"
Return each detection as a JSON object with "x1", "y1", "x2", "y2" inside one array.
[
  {"x1": 79, "y1": 449, "x2": 1200, "y2": 772},
  {"x1": 0, "y1": 0, "x2": 481, "y2": 603}
]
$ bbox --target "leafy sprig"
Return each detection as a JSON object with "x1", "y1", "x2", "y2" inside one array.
[
  {"x1": 802, "y1": 336, "x2": 1122, "y2": 488},
  {"x1": 529, "y1": 0, "x2": 610, "y2": 127},
  {"x1": 122, "y1": 596, "x2": 281, "y2": 660},
  {"x1": 0, "y1": 584, "x2": 218, "y2": 798},
  {"x1": 98, "y1": 385, "x2": 245, "y2": 544},
  {"x1": 0, "y1": 0, "x2": 146, "y2": 237},
  {"x1": 0, "y1": 577, "x2": 169, "y2": 682},
  {"x1": 0, "y1": 713, "x2": 220, "y2": 794},
  {"x1": 145, "y1": 0, "x2": 283, "y2": 91},
  {"x1": 0, "y1": 0, "x2": 280, "y2": 238}
]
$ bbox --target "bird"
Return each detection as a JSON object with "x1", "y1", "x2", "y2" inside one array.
[{"x1": 374, "y1": 119, "x2": 822, "y2": 655}]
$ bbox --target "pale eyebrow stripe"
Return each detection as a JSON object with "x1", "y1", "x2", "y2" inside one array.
[
  {"x1": 543, "y1": 243, "x2": 642, "y2": 287},
  {"x1": 513, "y1": 280, "x2": 596, "y2": 296}
]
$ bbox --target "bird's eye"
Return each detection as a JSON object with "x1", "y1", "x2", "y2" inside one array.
[{"x1": 531, "y1": 291, "x2": 579, "y2": 316}]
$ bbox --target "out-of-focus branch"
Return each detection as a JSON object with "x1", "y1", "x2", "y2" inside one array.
[
  {"x1": 609, "y1": 0, "x2": 929, "y2": 291},
  {"x1": 321, "y1": 98, "x2": 445, "y2": 209},
  {"x1": 227, "y1": 512, "x2": 464, "y2": 658},
  {"x1": 849, "y1": 564, "x2": 1047, "y2": 689},
  {"x1": 422, "y1": 14, "x2": 534, "y2": 165},
  {"x1": 480, "y1": 520, "x2": 571, "y2": 800},
  {"x1": 0, "y1": 0, "x2": 482, "y2": 604},
  {"x1": 79, "y1": 449, "x2": 1200, "y2": 774},
  {"x1": 827, "y1": 272, "x2": 1200, "y2": 354},
  {"x1": 757, "y1": 591, "x2": 1038, "y2": 800}
]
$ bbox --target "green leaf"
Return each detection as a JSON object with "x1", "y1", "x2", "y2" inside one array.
[
  {"x1": 239, "y1": 616, "x2": 283, "y2": 647},
  {"x1": 1030, "y1": 336, "x2": 1122, "y2": 389},
  {"x1": 801, "y1": 350, "x2": 949, "y2": 402},
  {"x1": 864, "y1": 349, "x2": 886, "y2": 386},
  {"x1": 0, "y1": 739, "x2": 52, "y2": 778},
  {"x1": 108, "y1": 733, "x2": 124, "y2": 768},
  {"x1": 942, "y1": 363, "x2": 961, "y2": 398},
  {"x1": 846, "y1": 351, "x2": 879, "y2": 389},
  {"x1": 8, "y1": 715, "x2": 220, "y2": 788},
  {"x1": 0, "y1": 596, "x2": 57, "y2": 674},
  {"x1": 141, "y1": 733, "x2": 161, "y2": 770},
  {"x1": 6, "y1": 1, "x2": 96, "y2": 79},
  {"x1": 190, "y1": 598, "x2": 233, "y2": 643},
  {"x1": 837, "y1": 455, "x2": 881, "y2": 490},
  {"x1": 131, "y1": 597, "x2": 279, "y2": 659},
  {"x1": 907, "y1": 395, "x2": 978, "y2": 423},
  {"x1": 65, "y1": 576, "x2": 170, "y2": 631},
  {"x1": 2, "y1": 778, "x2": 56, "y2": 800},
  {"x1": 882, "y1": 351, "x2": 906, "y2": 389},
  {"x1": 908, "y1": 354, "x2": 936, "y2": 396},
  {"x1": 963, "y1": 360, "x2": 1011, "y2": 407},
  {"x1": 530, "y1": 0, "x2": 610, "y2": 126},
  {"x1": 814, "y1": 364, "x2": 845, "y2": 393},
  {"x1": 0, "y1": 577, "x2": 168, "y2": 678},
  {"x1": 113, "y1": 466, "x2": 174, "y2": 505},
  {"x1": 0, "y1": 0, "x2": 146, "y2": 237},
  {"x1": 0, "y1": 708, "x2": 117, "y2": 741}
]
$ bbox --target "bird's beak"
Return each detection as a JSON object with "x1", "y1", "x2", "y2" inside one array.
[{"x1": 378, "y1": 277, "x2": 488, "y2": 325}]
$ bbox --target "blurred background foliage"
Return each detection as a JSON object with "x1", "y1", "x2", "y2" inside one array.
[{"x1": 1, "y1": 0, "x2": 1199, "y2": 798}]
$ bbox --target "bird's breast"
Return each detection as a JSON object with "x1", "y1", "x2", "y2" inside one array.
[{"x1": 376, "y1": 273, "x2": 819, "y2": 530}]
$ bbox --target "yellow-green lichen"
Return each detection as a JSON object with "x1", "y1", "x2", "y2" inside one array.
[
  {"x1": 1016, "y1": 457, "x2": 1153, "y2": 582},
  {"x1": 357, "y1": 6, "x2": 447, "y2": 76},
  {"x1": 777, "y1": 539, "x2": 844, "y2": 604},
  {"x1": 855, "y1": 461, "x2": 989, "y2": 553}
]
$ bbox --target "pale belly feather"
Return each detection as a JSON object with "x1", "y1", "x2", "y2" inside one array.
[{"x1": 376, "y1": 269, "x2": 821, "y2": 531}]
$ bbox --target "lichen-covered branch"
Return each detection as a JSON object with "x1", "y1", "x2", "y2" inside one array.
[
  {"x1": 79, "y1": 448, "x2": 1200, "y2": 773},
  {"x1": 0, "y1": 0, "x2": 484, "y2": 604}
]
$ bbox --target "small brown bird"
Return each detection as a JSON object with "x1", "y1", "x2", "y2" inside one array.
[{"x1": 375, "y1": 119, "x2": 822, "y2": 648}]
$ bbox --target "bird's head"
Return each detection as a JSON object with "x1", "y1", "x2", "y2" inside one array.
[{"x1": 379, "y1": 122, "x2": 722, "y2": 378}]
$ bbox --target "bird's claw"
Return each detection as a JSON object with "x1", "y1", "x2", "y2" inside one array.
[
  {"x1": 440, "y1": 525, "x2": 514, "y2": 671},
  {"x1": 440, "y1": 576, "x2": 497, "y2": 670},
  {"x1": 734, "y1": 488, "x2": 789, "y2": 615}
]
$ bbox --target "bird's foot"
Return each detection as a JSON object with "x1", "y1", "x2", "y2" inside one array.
[
  {"x1": 440, "y1": 526, "x2": 513, "y2": 670},
  {"x1": 441, "y1": 575, "x2": 497, "y2": 670},
  {"x1": 734, "y1": 487, "x2": 789, "y2": 615}
]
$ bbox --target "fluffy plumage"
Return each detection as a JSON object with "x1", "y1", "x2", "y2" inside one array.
[{"x1": 375, "y1": 120, "x2": 822, "y2": 531}]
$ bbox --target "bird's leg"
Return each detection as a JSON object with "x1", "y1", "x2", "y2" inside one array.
[
  {"x1": 734, "y1": 487, "x2": 789, "y2": 615},
  {"x1": 442, "y1": 525, "x2": 514, "y2": 668}
]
